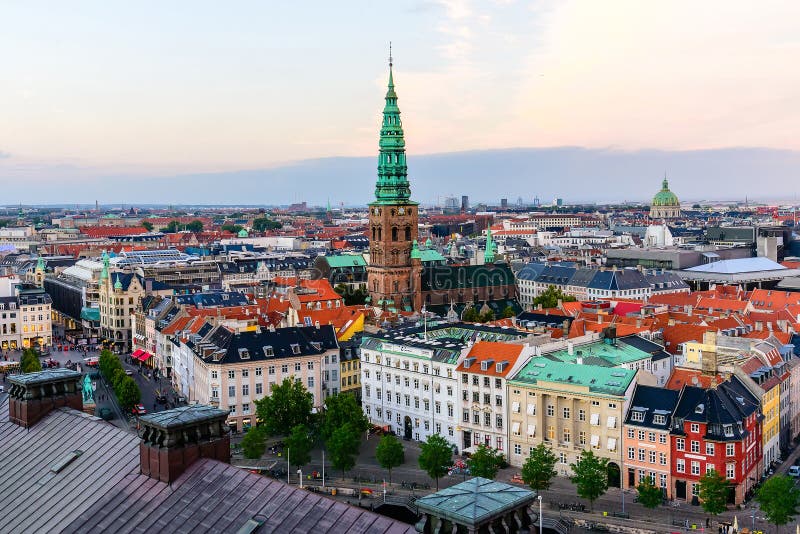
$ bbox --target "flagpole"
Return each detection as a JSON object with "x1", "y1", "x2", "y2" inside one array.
[
  {"x1": 287, "y1": 447, "x2": 290, "y2": 485},
  {"x1": 322, "y1": 450, "x2": 325, "y2": 488}
]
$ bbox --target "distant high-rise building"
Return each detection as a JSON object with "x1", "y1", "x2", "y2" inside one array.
[
  {"x1": 444, "y1": 197, "x2": 459, "y2": 211},
  {"x1": 533, "y1": 196, "x2": 540, "y2": 207},
  {"x1": 555, "y1": 198, "x2": 564, "y2": 207},
  {"x1": 500, "y1": 198, "x2": 508, "y2": 209},
  {"x1": 461, "y1": 195, "x2": 469, "y2": 212}
]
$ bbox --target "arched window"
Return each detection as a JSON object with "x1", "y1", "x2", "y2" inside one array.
[
  {"x1": 372, "y1": 227, "x2": 376, "y2": 240},
  {"x1": 392, "y1": 227, "x2": 398, "y2": 241},
  {"x1": 404, "y1": 226, "x2": 411, "y2": 241},
  {"x1": 391, "y1": 209, "x2": 396, "y2": 217},
  {"x1": 377, "y1": 227, "x2": 382, "y2": 240}
]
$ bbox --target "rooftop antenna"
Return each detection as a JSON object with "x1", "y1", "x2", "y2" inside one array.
[{"x1": 389, "y1": 41, "x2": 393, "y2": 67}]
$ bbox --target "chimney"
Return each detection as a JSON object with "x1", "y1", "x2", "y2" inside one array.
[
  {"x1": 7, "y1": 369, "x2": 83, "y2": 428},
  {"x1": 567, "y1": 341, "x2": 574, "y2": 356},
  {"x1": 138, "y1": 405, "x2": 230, "y2": 484}
]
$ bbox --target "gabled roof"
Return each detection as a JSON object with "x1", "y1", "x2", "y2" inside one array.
[
  {"x1": 460, "y1": 341, "x2": 526, "y2": 378},
  {"x1": 0, "y1": 397, "x2": 412, "y2": 533},
  {"x1": 625, "y1": 385, "x2": 679, "y2": 429}
]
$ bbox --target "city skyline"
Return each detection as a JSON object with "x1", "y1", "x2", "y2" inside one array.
[{"x1": 2, "y1": 1, "x2": 799, "y2": 203}]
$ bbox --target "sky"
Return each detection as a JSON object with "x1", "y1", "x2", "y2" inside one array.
[{"x1": 1, "y1": 1, "x2": 799, "y2": 204}]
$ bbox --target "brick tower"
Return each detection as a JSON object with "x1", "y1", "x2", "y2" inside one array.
[{"x1": 367, "y1": 49, "x2": 422, "y2": 312}]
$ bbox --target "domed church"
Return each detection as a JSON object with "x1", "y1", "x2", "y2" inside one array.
[{"x1": 650, "y1": 177, "x2": 681, "y2": 219}]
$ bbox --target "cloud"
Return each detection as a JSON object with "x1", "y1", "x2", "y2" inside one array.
[{"x1": 0, "y1": 151, "x2": 10, "y2": 159}]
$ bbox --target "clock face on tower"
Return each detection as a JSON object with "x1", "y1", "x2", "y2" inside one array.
[{"x1": 398, "y1": 207, "x2": 405, "y2": 215}]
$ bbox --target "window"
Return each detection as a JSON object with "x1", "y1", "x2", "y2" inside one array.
[
  {"x1": 676, "y1": 438, "x2": 685, "y2": 451},
  {"x1": 627, "y1": 428, "x2": 635, "y2": 439},
  {"x1": 648, "y1": 432, "x2": 656, "y2": 442},
  {"x1": 308, "y1": 376, "x2": 314, "y2": 388},
  {"x1": 211, "y1": 371, "x2": 218, "y2": 380},
  {"x1": 691, "y1": 441, "x2": 700, "y2": 453},
  {"x1": 307, "y1": 361, "x2": 314, "y2": 370},
  {"x1": 706, "y1": 443, "x2": 715, "y2": 456},
  {"x1": 294, "y1": 362, "x2": 301, "y2": 372},
  {"x1": 638, "y1": 449, "x2": 645, "y2": 461},
  {"x1": 547, "y1": 426, "x2": 555, "y2": 441},
  {"x1": 726, "y1": 443, "x2": 735, "y2": 456},
  {"x1": 242, "y1": 384, "x2": 249, "y2": 397},
  {"x1": 659, "y1": 452, "x2": 667, "y2": 465},
  {"x1": 255, "y1": 367, "x2": 262, "y2": 377},
  {"x1": 607, "y1": 416, "x2": 617, "y2": 429},
  {"x1": 590, "y1": 413, "x2": 600, "y2": 426},
  {"x1": 546, "y1": 405, "x2": 554, "y2": 417},
  {"x1": 653, "y1": 414, "x2": 666, "y2": 425},
  {"x1": 268, "y1": 365, "x2": 275, "y2": 375},
  {"x1": 726, "y1": 463, "x2": 735, "y2": 479},
  {"x1": 677, "y1": 459, "x2": 685, "y2": 473},
  {"x1": 228, "y1": 370, "x2": 235, "y2": 380},
  {"x1": 690, "y1": 423, "x2": 700, "y2": 433},
  {"x1": 228, "y1": 385, "x2": 236, "y2": 398},
  {"x1": 631, "y1": 410, "x2": 645, "y2": 422},
  {"x1": 562, "y1": 407, "x2": 570, "y2": 419},
  {"x1": 242, "y1": 403, "x2": 250, "y2": 414},
  {"x1": 723, "y1": 424, "x2": 734, "y2": 437},
  {"x1": 483, "y1": 376, "x2": 490, "y2": 387},
  {"x1": 281, "y1": 364, "x2": 288, "y2": 374},
  {"x1": 290, "y1": 343, "x2": 300, "y2": 354},
  {"x1": 242, "y1": 369, "x2": 249, "y2": 378},
  {"x1": 484, "y1": 412, "x2": 491, "y2": 427},
  {"x1": 659, "y1": 434, "x2": 667, "y2": 444},
  {"x1": 463, "y1": 410, "x2": 469, "y2": 423},
  {"x1": 514, "y1": 444, "x2": 522, "y2": 455},
  {"x1": 562, "y1": 428, "x2": 571, "y2": 443},
  {"x1": 578, "y1": 409, "x2": 585, "y2": 421},
  {"x1": 447, "y1": 405, "x2": 453, "y2": 417},
  {"x1": 579, "y1": 431, "x2": 586, "y2": 445},
  {"x1": 628, "y1": 447, "x2": 635, "y2": 460},
  {"x1": 691, "y1": 461, "x2": 700, "y2": 476},
  {"x1": 649, "y1": 450, "x2": 656, "y2": 464}
]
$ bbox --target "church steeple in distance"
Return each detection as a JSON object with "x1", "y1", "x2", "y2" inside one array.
[{"x1": 374, "y1": 43, "x2": 410, "y2": 204}]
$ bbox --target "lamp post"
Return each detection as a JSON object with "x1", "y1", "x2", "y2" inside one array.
[{"x1": 538, "y1": 495, "x2": 543, "y2": 534}]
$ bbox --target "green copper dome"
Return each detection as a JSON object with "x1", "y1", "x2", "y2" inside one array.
[
  {"x1": 652, "y1": 178, "x2": 679, "y2": 206},
  {"x1": 237, "y1": 228, "x2": 249, "y2": 238},
  {"x1": 410, "y1": 240, "x2": 421, "y2": 260},
  {"x1": 372, "y1": 59, "x2": 415, "y2": 206}
]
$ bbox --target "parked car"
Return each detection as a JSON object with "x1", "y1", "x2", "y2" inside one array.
[
  {"x1": 789, "y1": 466, "x2": 800, "y2": 478},
  {"x1": 98, "y1": 407, "x2": 114, "y2": 421},
  {"x1": 131, "y1": 404, "x2": 147, "y2": 415},
  {"x1": 125, "y1": 369, "x2": 134, "y2": 376}
]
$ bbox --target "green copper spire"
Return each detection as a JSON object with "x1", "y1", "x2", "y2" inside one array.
[
  {"x1": 114, "y1": 274, "x2": 122, "y2": 290},
  {"x1": 373, "y1": 46, "x2": 413, "y2": 205},
  {"x1": 36, "y1": 256, "x2": 45, "y2": 271},
  {"x1": 99, "y1": 250, "x2": 109, "y2": 281},
  {"x1": 410, "y1": 239, "x2": 421, "y2": 260},
  {"x1": 484, "y1": 228, "x2": 495, "y2": 264}
]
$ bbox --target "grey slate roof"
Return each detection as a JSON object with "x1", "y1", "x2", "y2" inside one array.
[{"x1": 0, "y1": 394, "x2": 415, "y2": 534}]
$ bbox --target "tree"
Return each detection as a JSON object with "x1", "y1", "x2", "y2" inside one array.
[
  {"x1": 697, "y1": 469, "x2": 729, "y2": 519},
  {"x1": 532, "y1": 286, "x2": 577, "y2": 309},
  {"x1": 116, "y1": 376, "x2": 141, "y2": 409},
  {"x1": 636, "y1": 476, "x2": 663, "y2": 509},
  {"x1": 462, "y1": 307, "x2": 480, "y2": 322},
  {"x1": 284, "y1": 424, "x2": 313, "y2": 468},
  {"x1": 164, "y1": 220, "x2": 181, "y2": 233},
  {"x1": 501, "y1": 306, "x2": 516, "y2": 319},
  {"x1": 99, "y1": 349, "x2": 123, "y2": 382},
  {"x1": 334, "y1": 284, "x2": 368, "y2": 306},
  {"x1": 141, "y1": 220, "x2": 153, "y2": 232},
  {"x1": 252, "y1": 217, "x2": 282, "y2": 232},
  {"x1": 521, "y1": 443, "x2": 558, "y2": 492},
  {"x1": 241, "y1": 427, "x2": 267, "y2": 459},
  {"x1": 327, "y1": 424, "x2": 360, "y2": 478},
  {"x1": 254, "y1": 378, "x2": 314, "y2": 436},
  {"x1": 418, "y1": 434, "x2": 453, "y2": 490},
  {"x1": 186, "y1": 220, "x2": 203, "y2": 233},
  {"x1": 321, "y1": 392, "x2": 369, "y2": 442},
  {"x1": 479, "y1": 310, "x2": 495, "y2": 323},
  {"x1": 569, "y1": 449, "x2": 609, "y2": 512},
  {"x1": 20, "y1": 348, "x2": 42, "y2": 373},
  {"x1": 375, "y1": 434, "x2": 405, "y2": 484},
  {"x1": 221, "y1": 223, "x2": 243, "y2": 234},
  {"x1": 756, "y1": 475, "x2": 800, "y2": 533},
  {"x1": 111, "y1": 367, "x2": 127, "y2": 390},
  {"x1": 467, "y1": 444, "x2": 505, "y2": 479}
]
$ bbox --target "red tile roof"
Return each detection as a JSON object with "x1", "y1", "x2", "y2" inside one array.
[{"x1": 459, "y1": 341, "x2": 526, "y2": 377}]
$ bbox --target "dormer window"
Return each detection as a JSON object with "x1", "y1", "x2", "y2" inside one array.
[
  {"x1": 631, "y1": 410, "x2": 645, "y2": 423},
  {"x1": 723, "y1": 424, "x2": 734, "y2": 437},
  {"x1": 291, "y1": 343, "x2": 301, "y2": 355},
  {"x1": 238, "y1": 348, "x2": 250, "y2": 360},
  {"x1": 263, "y1": 346, "x2": 274, "y2": 357},
  {"x1": 311, "y1": 342, "x2": 322, "y2": 351},
  {"x1": 695, "y1": 404, "x2": 704, "y2": 414}
]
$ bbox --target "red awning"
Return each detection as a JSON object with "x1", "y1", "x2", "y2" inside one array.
[
  {"x1": 133, "y1": 351, "x2": 151, "y2": 362},
  {"x1": 131, "y1": 349, "x2": 145, "y2": 358}
]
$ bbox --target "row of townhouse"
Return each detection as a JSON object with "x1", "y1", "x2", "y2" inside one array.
[
  {"x1": 359, "y1": 321, "x2": 794, "y2": 506},
  {"x1": 516, "y1": 263, "x2": 689, "y2": 308}
]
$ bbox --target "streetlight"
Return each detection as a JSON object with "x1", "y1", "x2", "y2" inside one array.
[{"x1": 538, "y1": 495, "x2": 543, "y2": 534}]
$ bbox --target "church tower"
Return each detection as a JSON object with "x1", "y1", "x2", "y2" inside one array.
[{"x1": 367, "y1": 50, "x2": 422, "y2": 311}]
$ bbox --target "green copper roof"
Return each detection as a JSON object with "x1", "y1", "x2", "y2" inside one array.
[
  {"x1": 114, "y1": 274, "x2": 123, "y2": 290},
  {"x1": 415, "y1": 477, "x2": 535, "y2": 527},
  {"x1": 410, "y1": 240, "x2": 422, "y2": 260},
  {"x1": 326, "y1": 254, "x2": 367, "y2": 268},
  {"x1": 509, "y1": 356, "x2": 635, "y2": 396},
  {"x1": 652, "y1": 178, "x2": 679, "y2": 206},
  {"x1": 419, "y1": 249, "x2": 445, "y2": 262},
  {"x1": 237, "y1": 228, "x2": 249, "y2": 237},
  {"x1": 36, "y1": 256, "x2": 45, "y2": 271},
  {"x1": 372, "y1": 61, "x2": 415, "y2": 206}
]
